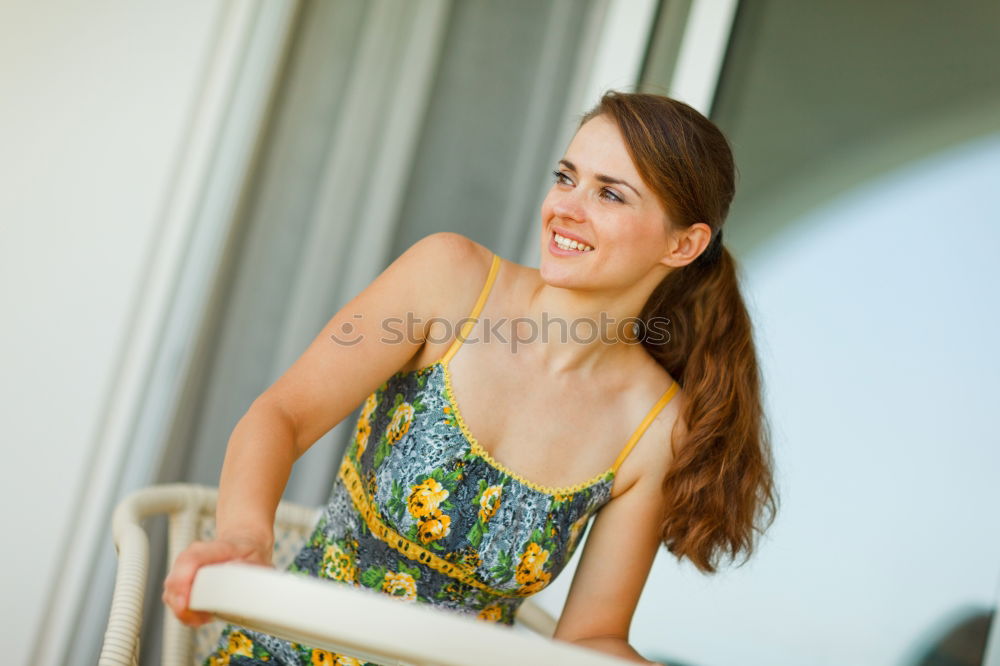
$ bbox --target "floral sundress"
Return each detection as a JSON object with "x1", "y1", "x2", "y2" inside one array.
[{"x1": 203, "y1": 252, "x2": 680, "y2": 666}]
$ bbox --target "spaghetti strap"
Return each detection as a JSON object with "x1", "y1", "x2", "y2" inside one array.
[
  {"x1": 611, "y1": 381, "x2": 681, "y2": 472},
  {"x1": 441, "y1": 252, "x2": 502, "y2": 365}
]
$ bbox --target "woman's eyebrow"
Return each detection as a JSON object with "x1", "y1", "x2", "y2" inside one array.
[{"x1": 558, "y1": 159, "x2": 642, "y2": 200}]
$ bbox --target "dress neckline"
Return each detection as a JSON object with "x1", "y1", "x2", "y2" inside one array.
[{"x1": 387, "y1": 359, "x2": 616, "y2": 498}]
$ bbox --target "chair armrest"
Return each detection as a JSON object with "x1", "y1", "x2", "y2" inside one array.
[
  {"x1": 190, "y1": 563, "x2": 634, "y2": 666},
  {"x1": 99, "y1": 483, "x2": 320, "y2": 666}
]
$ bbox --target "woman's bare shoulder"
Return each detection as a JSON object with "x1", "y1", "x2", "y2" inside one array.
[
  {"x1": 395, "y1": 233, "x2": 504, "y2": 363},
  {"x1": 612, "y1": 357, "x2": 688, "y2": 498},
  {"x1": 404, "y1": 232, "x2": 495, "y2": 302},
  {"x1": 406, "y1": 231, "x2": 488, "y2": 270}
]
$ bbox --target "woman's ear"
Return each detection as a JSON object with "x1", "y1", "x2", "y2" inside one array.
[{"x1": 660, "y1": 222, "x2": 712, "y2": 268}]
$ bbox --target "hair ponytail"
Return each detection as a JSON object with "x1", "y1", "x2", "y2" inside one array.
[{"x1": 582, "y1": 91, "x2": 778, "y2": 574}]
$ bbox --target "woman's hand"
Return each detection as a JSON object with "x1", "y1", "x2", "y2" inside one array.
[{"x1": 162, "y1": 536, "x2": 273, "y2": 626}]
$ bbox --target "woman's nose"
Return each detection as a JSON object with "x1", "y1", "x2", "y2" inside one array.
[{"x1": 552, "y1": 188, "x2": 587, "y2": 221}]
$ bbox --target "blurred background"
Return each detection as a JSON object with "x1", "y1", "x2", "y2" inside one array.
[{"x1": 1, "y1": 1, "x2": 998, "y2": 664}]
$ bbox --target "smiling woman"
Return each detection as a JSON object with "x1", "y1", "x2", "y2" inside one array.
[
  {"x1": 534, "y1": 95, "x2": 778, "y2": 657},
  {"x1": 162, "y1": 90, "x2": 778, "y2": 666},
  {"x1": 555, "y1": 92, "x2": 776, "y2": 576}
]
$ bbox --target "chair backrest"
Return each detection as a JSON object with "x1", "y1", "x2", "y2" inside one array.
[{"x1": 100, "y1": 483, "x2": 557, "y2": 666}]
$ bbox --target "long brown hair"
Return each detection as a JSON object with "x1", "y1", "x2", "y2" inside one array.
[{"x1": 580, "y1": 90, "x2": 778, "y2": 574}]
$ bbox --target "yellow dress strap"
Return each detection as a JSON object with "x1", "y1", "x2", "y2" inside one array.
[
  {"x1": 441, "y1": 252, "x2": 502, "y2": 365},
  {"x1": 611, "y1": 380, "x2": 681, "y2": 473}
]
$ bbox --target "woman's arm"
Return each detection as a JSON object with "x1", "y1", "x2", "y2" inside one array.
[
  {"x1": 552, "y1": 402, "x2": 686, "y2": 665},
  {"x1": 214, "y1": 398, "x2": 297, "y2": 555},
  {"x1": 162, "y1": 402, "x2": 298, "y2": 626},
  {"x1": 163, "y1": 232, "x2": 485, "y2": 625}
]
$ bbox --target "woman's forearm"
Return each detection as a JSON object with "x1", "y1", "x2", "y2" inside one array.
[
  {"x1": 569, "y1": 636, "x2": 663, "y2": 665},
  {"x1": 215, "y1": 397, "x2": 300, "y2": 550}
]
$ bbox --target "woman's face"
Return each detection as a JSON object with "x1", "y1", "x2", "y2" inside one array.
[{"x1": 539, "y1": 113, "x2": 674, "y2": 291}]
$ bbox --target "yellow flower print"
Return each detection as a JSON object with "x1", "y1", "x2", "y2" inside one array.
[
  {"x1": 360, "y1": 392, "x2": 378, "y2": 422},
  {"x1": 441, "y1": 580, "x2": 465, "y2": 602},
  {"x1": 355, "y1": 418, "x2": 371, "y2": 458},
  {"x1": 518, "y1": 572, "x2": 551, "y2": 595},
  {"x1": 515, "y1": 542, "x2": 552, "y2": 594},
  {"x1": 417, "y1": 511, "x2": 452, "y2": 543},
  {"x1": 477, "y1": 485, "x2": 502, "y2": 523},
  {"x1": 354, "y1": 393, "x2": 378, "y2": 457},
  {"x1": 382, "y1": 570, "x2": 418, "y2": 602},
  {"x1": 460, "y1": 549, "x2": 482, "y2": 569},
  {"x1": 553, "y1": 492, "x2": 572, "y2": 504},
  {"x1": 311, "y1": 650, "x2": 361, "y2": 666},
  {"x1": 516, "y1": 543, "x2": 549, "y2": 580},
  {"x1": 225, "y1": 630, "x2": 253, "y2": 658},
  {"x1": 407, "y1": 477, "x2": 449, "y2": 519},
  {"x1": 311, "y1": 649, "x2": 334, "y2": 666},
  {"x1": 320, "y1": 543, "x2": 356, "y2": 583},
  {"x1": 477, "y1": 604, "x2": 504, "y2": 622},
  {"x1": 528, "y1": 555, "x2": 549, "y2": 580},
  {"x1": 334, "y1": 656, "x2": 362, "y2": 666},
  {"x1": 386, "y1": 401, "x2": 415, "y2": 444}
]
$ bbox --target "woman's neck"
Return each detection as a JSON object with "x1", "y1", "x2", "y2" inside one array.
[{"x1": 510, "y1": 272, "x2": 650, "y2": 378}]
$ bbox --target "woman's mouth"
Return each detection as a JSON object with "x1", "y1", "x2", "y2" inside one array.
[{"x1": 550, "y1": 230, "x2": 594, "y2": 255}]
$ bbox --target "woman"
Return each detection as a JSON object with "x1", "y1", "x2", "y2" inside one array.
[{"x1": 163, "y1": 90, "x2": 778, "y2": 666}]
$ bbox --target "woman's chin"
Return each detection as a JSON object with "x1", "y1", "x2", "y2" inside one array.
[{"x1": 538, "y1": 261, "x2": 583, "y2": 287}]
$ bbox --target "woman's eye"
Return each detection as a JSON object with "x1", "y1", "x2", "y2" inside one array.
[
  {"x1": 551, "y1": 170, "x2": 623, "y2": 204},
  {"x1": 601, "y1": 188, "x2": 623, "y2": 203}
]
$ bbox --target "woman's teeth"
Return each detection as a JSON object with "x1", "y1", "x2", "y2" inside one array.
[{"x1": 553, "y1": 232, "x2": 594, "y2": 252}]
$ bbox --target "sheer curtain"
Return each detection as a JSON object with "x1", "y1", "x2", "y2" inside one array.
[{"x1": 143, "y1": 0, "x2": 600, "y2": 662}]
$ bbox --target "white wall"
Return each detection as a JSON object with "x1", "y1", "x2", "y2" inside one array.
[{"x1": 0, "y1": 2, "x2": 223, "y2": 662}]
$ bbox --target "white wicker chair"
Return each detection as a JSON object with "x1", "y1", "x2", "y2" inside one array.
[{"x1": 98, "y1": 483, "x2": 632, "y2": 666}]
